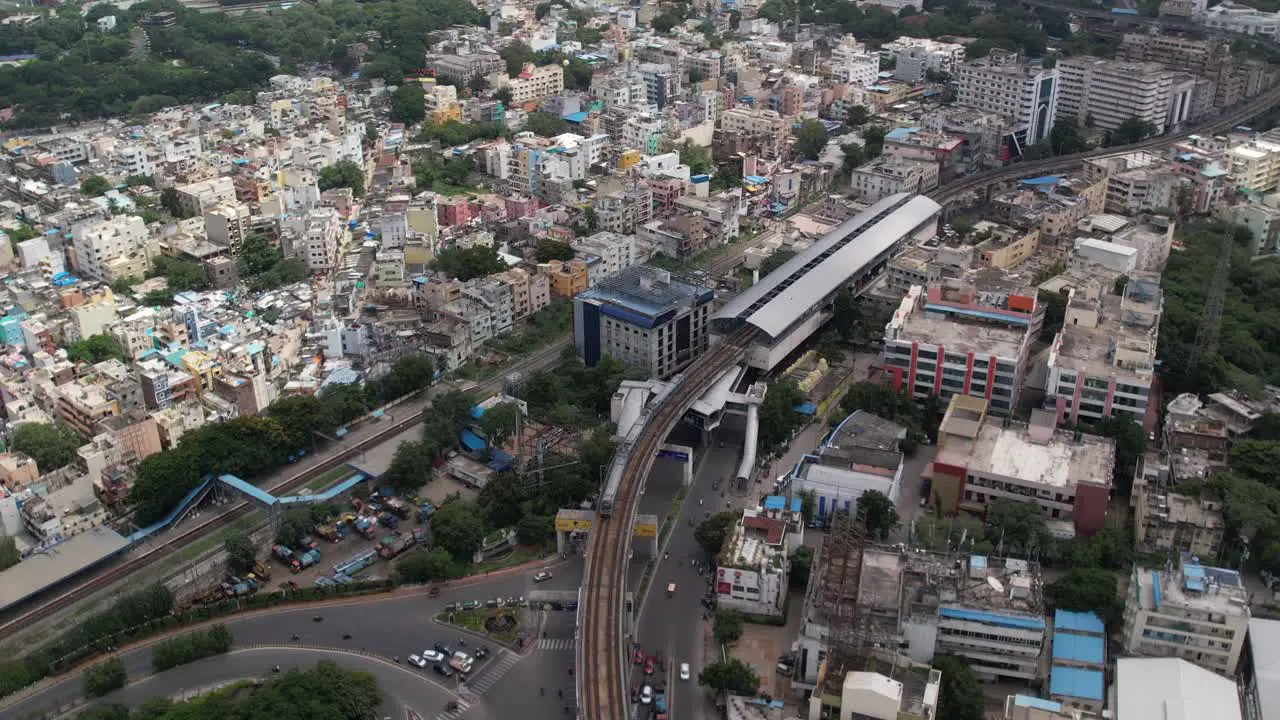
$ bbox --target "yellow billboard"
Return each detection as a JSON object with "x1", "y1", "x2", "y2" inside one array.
[
  {"x1": 632, "y1": 522, "x2": 657, "y2": 538},
  {"x1": 555, "y1": 517, "x2": 594, "y2": 532}
]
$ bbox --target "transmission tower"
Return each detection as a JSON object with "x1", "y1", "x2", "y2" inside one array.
[
  {"x1": 1186, "y1": 231, "x2": 1232, "y2": 378},
  {"x1": 811, "y1": 512, "x2": 869, "y2": 680}
]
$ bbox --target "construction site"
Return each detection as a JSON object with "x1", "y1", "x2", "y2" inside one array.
[{"x1": 792, "y1": 512, "x2": 1046, "y2": 718}]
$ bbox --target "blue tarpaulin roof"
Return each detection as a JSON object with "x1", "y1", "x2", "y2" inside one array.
[
  {"x1": 461, "y1": 429, "x2": 486, "y2": 451},
  {"x1": 1049, "y1": 666, "x2": 1104, "y2": 701},
  {"x1": 564, "y1": 111, "x2": 589, "y2": 123},
  {"x1": 763, "y1": 496, "x2": 786, "y2": 511},
  {"x1": 1055, "y1": 609, "x2": 1105, "y2": 635},
  {"x1": 794, "y1": 402, "x2": 817, "y2": 416},
  {"x1": 1021, "y1": 176, "x2": 1062, "y2": 186},
  {"x1": 940, "y1": 607, "x2": 1046, "y2": 630},
  {"x1": 1052, "y1": 631, "x2": 1104, "y2": 665}
]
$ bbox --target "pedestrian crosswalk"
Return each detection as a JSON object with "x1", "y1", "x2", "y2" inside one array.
[
  {"x1": 538, "y1": 638, "x2": 574, "y2": 651},
  {"x1": 431, "y1": 698, "x2": 471, "y2": 720},
  {"x1": 466, "y1": 649, "x2": 522, "y2": 694}
]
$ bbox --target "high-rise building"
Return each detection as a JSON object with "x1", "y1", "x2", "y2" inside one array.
[
  {"x1": 573, "y1": 266, "x2": 713, "y2": 379},
  {"x1": 71, "y1": 215, "x2": 150, "y2": 282},
  {"x1": 204, "y1": 202, "x2": 252, "y2": 253},
  {"x1": 955, "y1": 50, "x2": 1058, "y2": 146},
  {"x1": 1057, "y1": 57, "x2": 1193, "y2": 134}
]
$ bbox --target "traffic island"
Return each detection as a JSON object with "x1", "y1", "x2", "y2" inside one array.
[{"x1": 435, "y1": 607, "x2": 527, "y2": 646}]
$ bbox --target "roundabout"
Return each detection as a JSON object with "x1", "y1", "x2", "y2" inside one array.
[{"x1": 0, "y1": 558, "x2": 584, "y2": 720}]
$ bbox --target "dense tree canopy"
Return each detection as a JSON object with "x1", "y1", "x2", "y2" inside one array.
[
  {"x1": 11, "y1": 422, "x2": 83, "y2": 473},
  {"x1": 67, "y1": 334, "x2": 126, "y2": 364},
  {"x1": 931, "y1": 655, "x2": 984, "y2": 720},
  {"x1": 698, "y1": 659, "x2": 759, "y2": 696},
  {"x1": 389, "y1": 84, "x2": 426, "y2": 125},
  {"x1": 431, "y1": 245, "x2": 507, "y2": 281},
  {"x1": 695, "y1": 511, "x2": 738, "y2": 556},
  {"x1": 793, "y1": 118, "x2": 829, "y2": 160},
  {"x1": 317, "y1": 160, "x2": 365, "y2": 197},
  {"x1": 856, "y1": 489, "x2": 899, "y2": 540}
]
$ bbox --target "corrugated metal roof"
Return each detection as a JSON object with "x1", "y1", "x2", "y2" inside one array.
[
  {"x1": 1050, "y1": 665, "x2": 1104, "y2": 701},
  {"x1": 1051, "y1": 631, "x2": 1105, "y2": 665},
  {"x1": 939, "y1": 606, "x2": 1046, "y2": 630},
  {"x1": 1055, "y1": 609, "x2": 1105, "y2": 634},
  {"x1": 713, "y1": 193, "x2": 941, "y2": 339}
]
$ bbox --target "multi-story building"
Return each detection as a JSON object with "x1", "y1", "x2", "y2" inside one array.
[
  {"x1": 1227, "y1": 138, "x2": 1280, "y2": 193},
  {"x1": 1123, "y1": 555, "x2": 1251, "y2": 677},
  {"x1": 936, "y1": 555, "x2": 1048, "y2": 682},
  {"x1": 1056, "y1": 57, "x2": 1193, "y2": 134},
  {"x1": 638, "y1": 62, "x2": 679, "y2": 109},
  {"x1": 508, "y1": 64, "x2": 565, "y2": 104},
  {"x1": 594, "y1": 185, "x2": 653, "y2": 235},
  {"x1": 929, "y1": 395, "x2": 1116, "y2": 535},
  {"x1": 492, "y1": 267, "x2": 550, "y2": 320},
  {"x1": 850, "y1": 158, "x2": 935, "y2": 201},
  {"x1": 955, "y1": 50, "x2": 1058, "y2": 146},
  {"x1": 572, "y1": 231, "x2": 638, "y2": 284},
  {"x1": 173, "y1": 176, "x2": 236, "y2": 218},
  {"x1": 790, "y1": 409, "x2": 905, "y2": 518},
  {"x1": 1131, "y1": 452, "x2": 1225, "y2": 559},
  {"x1": 71, "y1": 215, "x2": 150, "y2": 282},
  {"x1": 881, "y1": 283, "x2": 1038, "y2": 414},
  {"x1": 204, "y1": 202, "x2": 252, "y2": 253},
  {"x1": 426, "y1": 53, "x2": 505, "y2": 85},
  {"x1": 720, "y1": 107, "x2": 789, "y2": 158},
  {"x1": 573, "y1": 265, "x2": 713, "y2": 379},
  {"x1": 829, "y1": 37, "x2": 881, "y2": 86},
  {"x1": 540, "y1": 258, "x2": 591, "y2": 298},
  {"x1": 53, "y1": 379, "x2": 122, "y2": 437},
  {"x1": 881, "y1": 36, "x2": 966, "y2": 79},
  {"x1": 1045, "y1": 274, "x2": 1160, "y2": 427},
  {"x1": 283, "y1": 206, "x2": 343, "y2": 273},
  {"x1": 1202, "y1": 2, "x2": 1280, "y2": 38},
  {"x1": 715, "y1": 497, "x2": 803, "y2": 618}
]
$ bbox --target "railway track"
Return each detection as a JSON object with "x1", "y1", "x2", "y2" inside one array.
[
  {"x1": 581, "y1": 327, "x2": 756, "y2": 720},
  {"x1": 0, "y1": 338, "x2": 570, "y2": 642}
]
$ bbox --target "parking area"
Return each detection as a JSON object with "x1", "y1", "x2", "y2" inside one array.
[{"x1": 732, "y1": 593, "x2": 804, "y2": 700}]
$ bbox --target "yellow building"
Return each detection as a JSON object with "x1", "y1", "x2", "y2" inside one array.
[
  {"x1": 539, "y1": 259, "x2": 590, "y2": 298},
  {"x1": 617, "y1": 149, "x2": 642, "y2": 171}
]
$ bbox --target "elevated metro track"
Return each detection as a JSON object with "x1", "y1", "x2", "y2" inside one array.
[
  {"x1": 581, "y1": 75, "x2": 1280, "y2": 720},
  {"x1": 928, "y1": 79, "x2": 1280, "y2": 206}
]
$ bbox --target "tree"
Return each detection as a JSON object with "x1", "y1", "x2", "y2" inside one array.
[
  {"x1": 494, "y1": 87, "x2": 513, "y2": 106},
  {"x1": 275, "y1": 508, "x2": 313, "y2": 547},
  {"x1": 679, "y1": 140, "x2": 713, "y2": 175},
  {"x1": 862, "y1": 125, "x2": 888, "y2": 158},
  {"x1": 757, "y1": 377, "x2": 805, "y2": 451},
  {"x1": 66, "y1": 334, "x2": 125, "y2": 364},
  {"x1": 525, "y1": 112, "x2": 570, "y2": 137},
  {"x1": 793, "y1": 118, "x2": 829, "y2": 160},
  {"x1": 0, "y1": 536, "x2": 18, "y2": 572},
  {"x1": 500, "y1": 41, "x2": 537, "y2": 75},
  {"x1": 431, "y1": 245, "x2": 507, "y2": 281},
  {"x1": 390, "y1": 84, "x2": 426, "y2": 125},
  {"x1": 479, "y1": 402, "x2": 521, "y2": 451},
  {"x1": 932, "y1": 655, "x2": 984, "y2": 720},
  {"x1": 431, "y1": 499, "x2": 486, "y2": 562},
  {"x1": 788, "y1": 545, "x2": 813, "y2": 590},
  {"x1": 1049, "y1": 121, "x2": 1089, "y2": 156},
  {"x1": 149, "y1": 256, "x2": 209, "y2": 292},
  {"x1": 223, "y1": 531, "x2": 257, "y2": 575},
  {"x1": 516, "y1": 513, "x2": 554, "y2": 546},
  {"x1": 318, "y1": 160, "x2": 365, "y2": 197},
  {"x1": 698, "y1": 659, "x2": 760, "y2": 695},
  {"x1": 468, "y1": 74, "x2": 489, "y2": 94},
  {"x1": 797, "y1": 489, "x2": 816, "y2": 523},
  {"x1": 846, "y1": 104, "x2": 871, "y2": 126},
  {"x1": 77, "y1": 704, "x2": 132, "y2": 720},
  {"x1": 985, "y1": 500, "x2": 1051, "y2": 556},
  {"x1": 856, "y1": 490, "x2": 899, "y2": 540},
  {"x1": 712, "y1": 609, "x2": 744, "y2": 644},
  {"x1": 83, "y1": 658, "x2": 126, "y2": 697},
  {"x1": 80, "y1": 175, "x2": 112, "y2": 197},
  {"x1": 535, "y1": 239, "x2": 576, "y2": 262},
  {"x1": 1112, "y1": 117, "x2": 1156, "y2": 145},
  {"x1": 1093, "y1": 416, "x2": 1147, "y2": 495},
  {"x1": 759, "y1": 248, "x2": 797, "y2": 278},
  {"x1": 1046, "y1": 567, "x2": 1120, "y2": 624},
  {"x1": 396, "y1": 547, "x2": 462, "y2": 583},
  {"x1": 382, "y1": 440, "x2": 434, "y2": 494},
  {"x1": 11, "y1": 423, "x2": 83, "y2": 473},
  {"x1": 695, "y1": 511, "x2": 738, "y2": 555}
]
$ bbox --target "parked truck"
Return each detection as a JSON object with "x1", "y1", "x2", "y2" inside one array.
[
  {"x1": 416, "y1": 502, "x2": 435, "y2": 524},
  {"x1": 378, "y1": 512, "x2": 399, "y2": 530},
  {"x1": 334, "y1": 547, "x2": 379, "y2": 576},
  {"x1": 296, "y1": 548, "x2": 320, "y2": 571},
  {"x1": 654, "y1": 693, "x2": 668, "y2": 715},
  {"x1": 355, "y1": 517, "x2": 377, "y2": 539},
  {"x1": 272, "y1": 544, "x2": 294, "y2": 565},
  {"x1": 412, "y1": 527, "x2": 427, "y2": 546},
  {"x1": 252, "y1": 560, "x2": 272, "y2": 580},
  {"x1": 377, "y1": 532, "x2": 414, "y2": 559},
  {"x1": 315, "y1": 524, "x2": 340, "y2": 543},
  {"x1": 385, "y1": 497, "x2": 412, "y2": 519}
]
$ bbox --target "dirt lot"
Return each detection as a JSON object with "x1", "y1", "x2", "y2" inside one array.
[{"x1": 732, "y1": 593, "x2": 803, "y2": 701}]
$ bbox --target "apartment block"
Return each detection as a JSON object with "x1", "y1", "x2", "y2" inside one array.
[
  {"x1": 1045, "y1": 274, "x2": 1160, "y2": 427},
  {"x1": 881, "y1": 283, "x2": 1038, "y2": 414},
  {"x1": 204, "y1": 202, "x2": 252, "y2": 253},
  {"x1": 573, "y1": 266, "x2": 713, "y2": 379},
  {"x1": 283, "y1": 206, "x2": 343, "y2": 273},
  {"x1": 1057, "y1": 57, "x2": 1191, "y2": 134},
  {"x1": 955, "y1": 50, "x2": 1058, "y2": 146},
  {"x1": 509, "y1": 63, "x2": 565, "y2": 104},
  {"x1": 720, "y1": 107, "x2": 789, "y2": 158},
  {"x1": 929, "y1": 395, "x2": 1115, "y2": 535},
  {"x1": 173, "y1": 176, "x2": 236, "y2": 217},
  {"x1": 572, "y1": 231, "x2": 638, "y2": 285},
  {"x1": 850, "y1": 157, "x2": 936, "y2": 202},
  {"x1": 1227, "y1": 138, "x2": 1280, "y2": 193},
  {"x1": 594, "y1": 185, "x2": 653, "y2": 235},
  {"x1": 936, "y1": 555, "x2": 1047, "y2": 682},
  {"x1": 71, "y1": 215, "x2": 150, "y2": 282},
  {"x1": 1123, "y1": 555, "x2": 1250, "y2": 677}
]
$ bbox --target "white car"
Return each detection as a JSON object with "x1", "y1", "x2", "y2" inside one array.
[
  {"x1": 421, "y1": 650, "x2": 446, "y2": 663},
  {"x1": 640, "y1": 685, "x2": 654, "y2": 704},
  {"x1": 533, "y1": 571, "x2": 553, "y2": 583},
  {"x1": 680, "y1": 663, "x2": 690, "y2": 681},
  {"x1": 408, "y1": 654, "x2": 427, "y2": 668}
]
